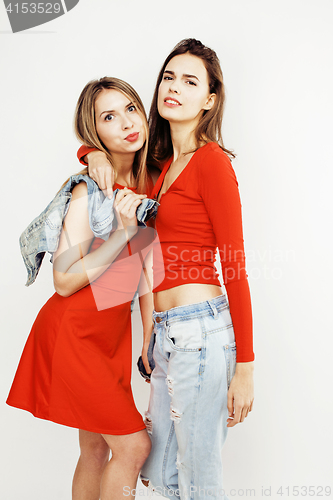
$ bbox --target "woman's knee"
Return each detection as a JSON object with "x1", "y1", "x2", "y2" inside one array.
[
  {"x1": 137, "y1": 431, "x2": 152, "y2": 458},
  {"x1": 79, "y1": 430, "x2": 110, "y2": 467},
  {"x1": 124, "y1": 431, "x2": 151, "y2": 470},
  {"x1": 105, "y1": 430, "x2": 151, "y2": 471},
  {"x1": 140, "y1": 432, "x2": 152, "y2": 464}
]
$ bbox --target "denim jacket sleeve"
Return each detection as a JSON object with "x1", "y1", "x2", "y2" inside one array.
[{"x1": 20, "y1": 175, "x2": 159, "y2": 287}]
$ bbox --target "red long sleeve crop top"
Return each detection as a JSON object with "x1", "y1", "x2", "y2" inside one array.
[
  {"x1": 77, "y1": 142, "x2": 254, "y2": 361},
  {"x1": 151, "y1": 142, "x2": 254, "y2": 362}
]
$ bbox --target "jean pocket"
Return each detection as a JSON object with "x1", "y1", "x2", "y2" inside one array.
[
  {"x1": 166, "y1": 318, "x2": 203, "y2": 352},
  {"x1": 223, "y1": 342, "x2": 237, "y2": 388}
]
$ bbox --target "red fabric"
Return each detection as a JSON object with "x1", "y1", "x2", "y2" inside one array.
[
  {"x1": 151, "y1": 143, "x2": 254, "y2": 362},
  {"x1": 77, "y1": 145, "x2": 97, "y2": 166},
  {"x1": 7, "y1": 182, "x2": 155, "y2": 433}
]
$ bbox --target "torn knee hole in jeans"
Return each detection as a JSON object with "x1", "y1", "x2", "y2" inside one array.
[
  {"x1": 176, "y1": 453, "x2": 183, "y2": 470},
  {"x1": 144, "y1": 411, "x2": 153, "y2": 434},
  {"x1": 166, "y1": 377, "x2": 182, "y2": 422},
  {"x1": 170, "y1": 406, "x2": 182, "y2": 422},
  {"x1": 166, "y1": 375, "x2": 174, "y2": 396}
]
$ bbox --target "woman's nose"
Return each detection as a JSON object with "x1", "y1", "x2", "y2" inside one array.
[
  {"x1": 122, "y1": 116, "x2": 134, "y2": 130},
  {"x1": 169, "y1": 80, "x2": 179, "y2": 94}
]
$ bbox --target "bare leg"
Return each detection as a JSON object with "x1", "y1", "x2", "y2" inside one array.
[
  {"x1": 100, "y1": 429, "x2": 151, "y2": 500},
  {"x1": 72, "y1": 430, "x2": 110, "y2": 500}
]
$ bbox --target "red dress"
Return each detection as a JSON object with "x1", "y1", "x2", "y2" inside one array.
[{"x1": 6, "y1": 182, "x2": 154, "y2": 434}]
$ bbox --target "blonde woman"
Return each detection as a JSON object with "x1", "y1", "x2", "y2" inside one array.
[{"x1": 7, "y1": 77, "x2": 159, "y2": 500}]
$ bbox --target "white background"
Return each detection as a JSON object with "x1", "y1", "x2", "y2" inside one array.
[{"x1": 1, "y1": 0, "x2": 332, "y2": 499}]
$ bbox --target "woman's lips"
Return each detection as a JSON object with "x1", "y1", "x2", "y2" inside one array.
[
  {"x1": 164, "y1": 98, "x2": 181, "y2": 107},
  {"x1": 125, "y1": 132, "x2": 139, "y2": 142}
]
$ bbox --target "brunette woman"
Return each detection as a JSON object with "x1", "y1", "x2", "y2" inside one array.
[
  {"x1": 80, "y1": 39, "x2": 254, "y2": 500},
  {"x1": 6, "y1": 77, "x2": 159, "y2": 500}
]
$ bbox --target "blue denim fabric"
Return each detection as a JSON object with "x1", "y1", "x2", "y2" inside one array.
[
  {"x1": 20, "y1": 175, "x2": 159, "y2": 286},
  {"x1": 140, "y1": 295, "x2": 236, "y2": 500}
]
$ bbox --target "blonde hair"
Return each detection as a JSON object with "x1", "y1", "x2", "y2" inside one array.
[{"x1": 68, "y1": 77, "x2": 148, "y2": 193}]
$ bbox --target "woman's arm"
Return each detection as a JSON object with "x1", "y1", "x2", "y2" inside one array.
[
  {"x1": 77, "y1": 144, "x2": 97, "y2": 165},
  {"x1": 78, "y1": 145, "x2": 115, "y2": 198},
  {"x1": 85, "y1": 151, "x2": 115, "y2": 199},
  {"x1": 77, "y1": 147, "x2": 162, "y2": 198},
  {"x1": 198, "y1": 146, "x2": 254, "y2": 425},
  {"x1": 138, "y1": 249, "x2": 154, "y2": 375},
  {"x1": 53, "y1": 183, "x2": 146, "y2": 297},
  {"x1": 198, "y1": 147, "x2": 254, "y2": 362}
]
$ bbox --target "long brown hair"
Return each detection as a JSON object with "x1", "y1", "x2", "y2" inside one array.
[
  {"x1": 72, "y1": 77, "x2": 148, "y2": 193},
  {"x1": 148, "y1": 38, "x2": 235, "y2": 165}
]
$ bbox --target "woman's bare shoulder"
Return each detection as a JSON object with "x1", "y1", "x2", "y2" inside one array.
[{"x1": 70, "y1": 180, "x2": 88, "y2": 199}]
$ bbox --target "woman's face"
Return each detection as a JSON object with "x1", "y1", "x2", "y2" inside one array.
[
  {"x1": 157, "y1": 53, "x2": 215, "y2": 126},
  {"x1": 95, "y1": 89, "x2": 146, "y2": 156}
]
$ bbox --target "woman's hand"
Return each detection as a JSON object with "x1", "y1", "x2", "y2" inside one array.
[
  {"x1": 114, "y1": 188, "x2": 147, "y2": 236},
  {"x1": 141, "y1": 342, "x2": 152, "y2": 383},
  {"x1": 227, "y1": 361, "x2": 254, "y2": 427},
  {"x1": 86, "y1": 151, "x2": 115, "y2": 199}
]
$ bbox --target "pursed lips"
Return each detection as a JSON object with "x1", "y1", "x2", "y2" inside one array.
[{"x1": 125, "y1": 132, "x2": 139, "y2": 142}]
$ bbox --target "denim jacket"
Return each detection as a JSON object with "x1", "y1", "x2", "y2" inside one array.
[{"x1": 20, "y1": 175, "x2": 159, "y2": 286}]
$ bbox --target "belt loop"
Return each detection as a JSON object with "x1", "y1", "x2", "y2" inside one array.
[{"x1": 208, "y1": 299, "x2": 218, "y2": 319}]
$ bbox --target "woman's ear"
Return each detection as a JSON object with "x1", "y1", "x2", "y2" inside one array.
[{"x1": 203, "y1": 93, "x2": 216, "y2": 111}]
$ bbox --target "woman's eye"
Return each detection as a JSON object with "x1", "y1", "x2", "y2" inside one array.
[
  {"x1": 128, "y1": 105, "x2": 136, "y2": 112},
  {"x1": 186, "y1": 80, "x2": 196, "y2": 86},
  {"x1": 104, "y1": 114, "x2": 114, "y2": 121},
  {"x1": 163, "y1": 76, "x2": 173, "y2": 81}
]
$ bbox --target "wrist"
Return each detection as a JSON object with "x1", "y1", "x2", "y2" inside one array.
[
  {"x1": 124, "y1": 225, "x2": 138, "y2": 240},
  {"x1": 235, "y1": 361, "x2": 254, "y2": 375}
]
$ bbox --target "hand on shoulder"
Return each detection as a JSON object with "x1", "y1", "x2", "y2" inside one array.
[{"x1": 86, "y1": 150, "x2": 114, "y2": 199}]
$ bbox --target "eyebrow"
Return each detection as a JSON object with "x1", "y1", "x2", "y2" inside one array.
[
  {"x1": 163, "y1": 70, "x2": 200, "y2": 82},
  {"x1": 99, "y1": 101, "x2": 134, "y2": 117},
  {"x1": 100, "y1": 110, "x2": 114, "y2": 117}
]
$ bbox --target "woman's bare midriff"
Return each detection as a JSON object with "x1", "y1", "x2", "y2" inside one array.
[{"x1": 154, "y1": 283, "x2": 223, "y2": 312}]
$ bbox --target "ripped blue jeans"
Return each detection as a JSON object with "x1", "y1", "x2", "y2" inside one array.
[{"x1": 140, "y1": 295, "x2": 236, "y2": 500}]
